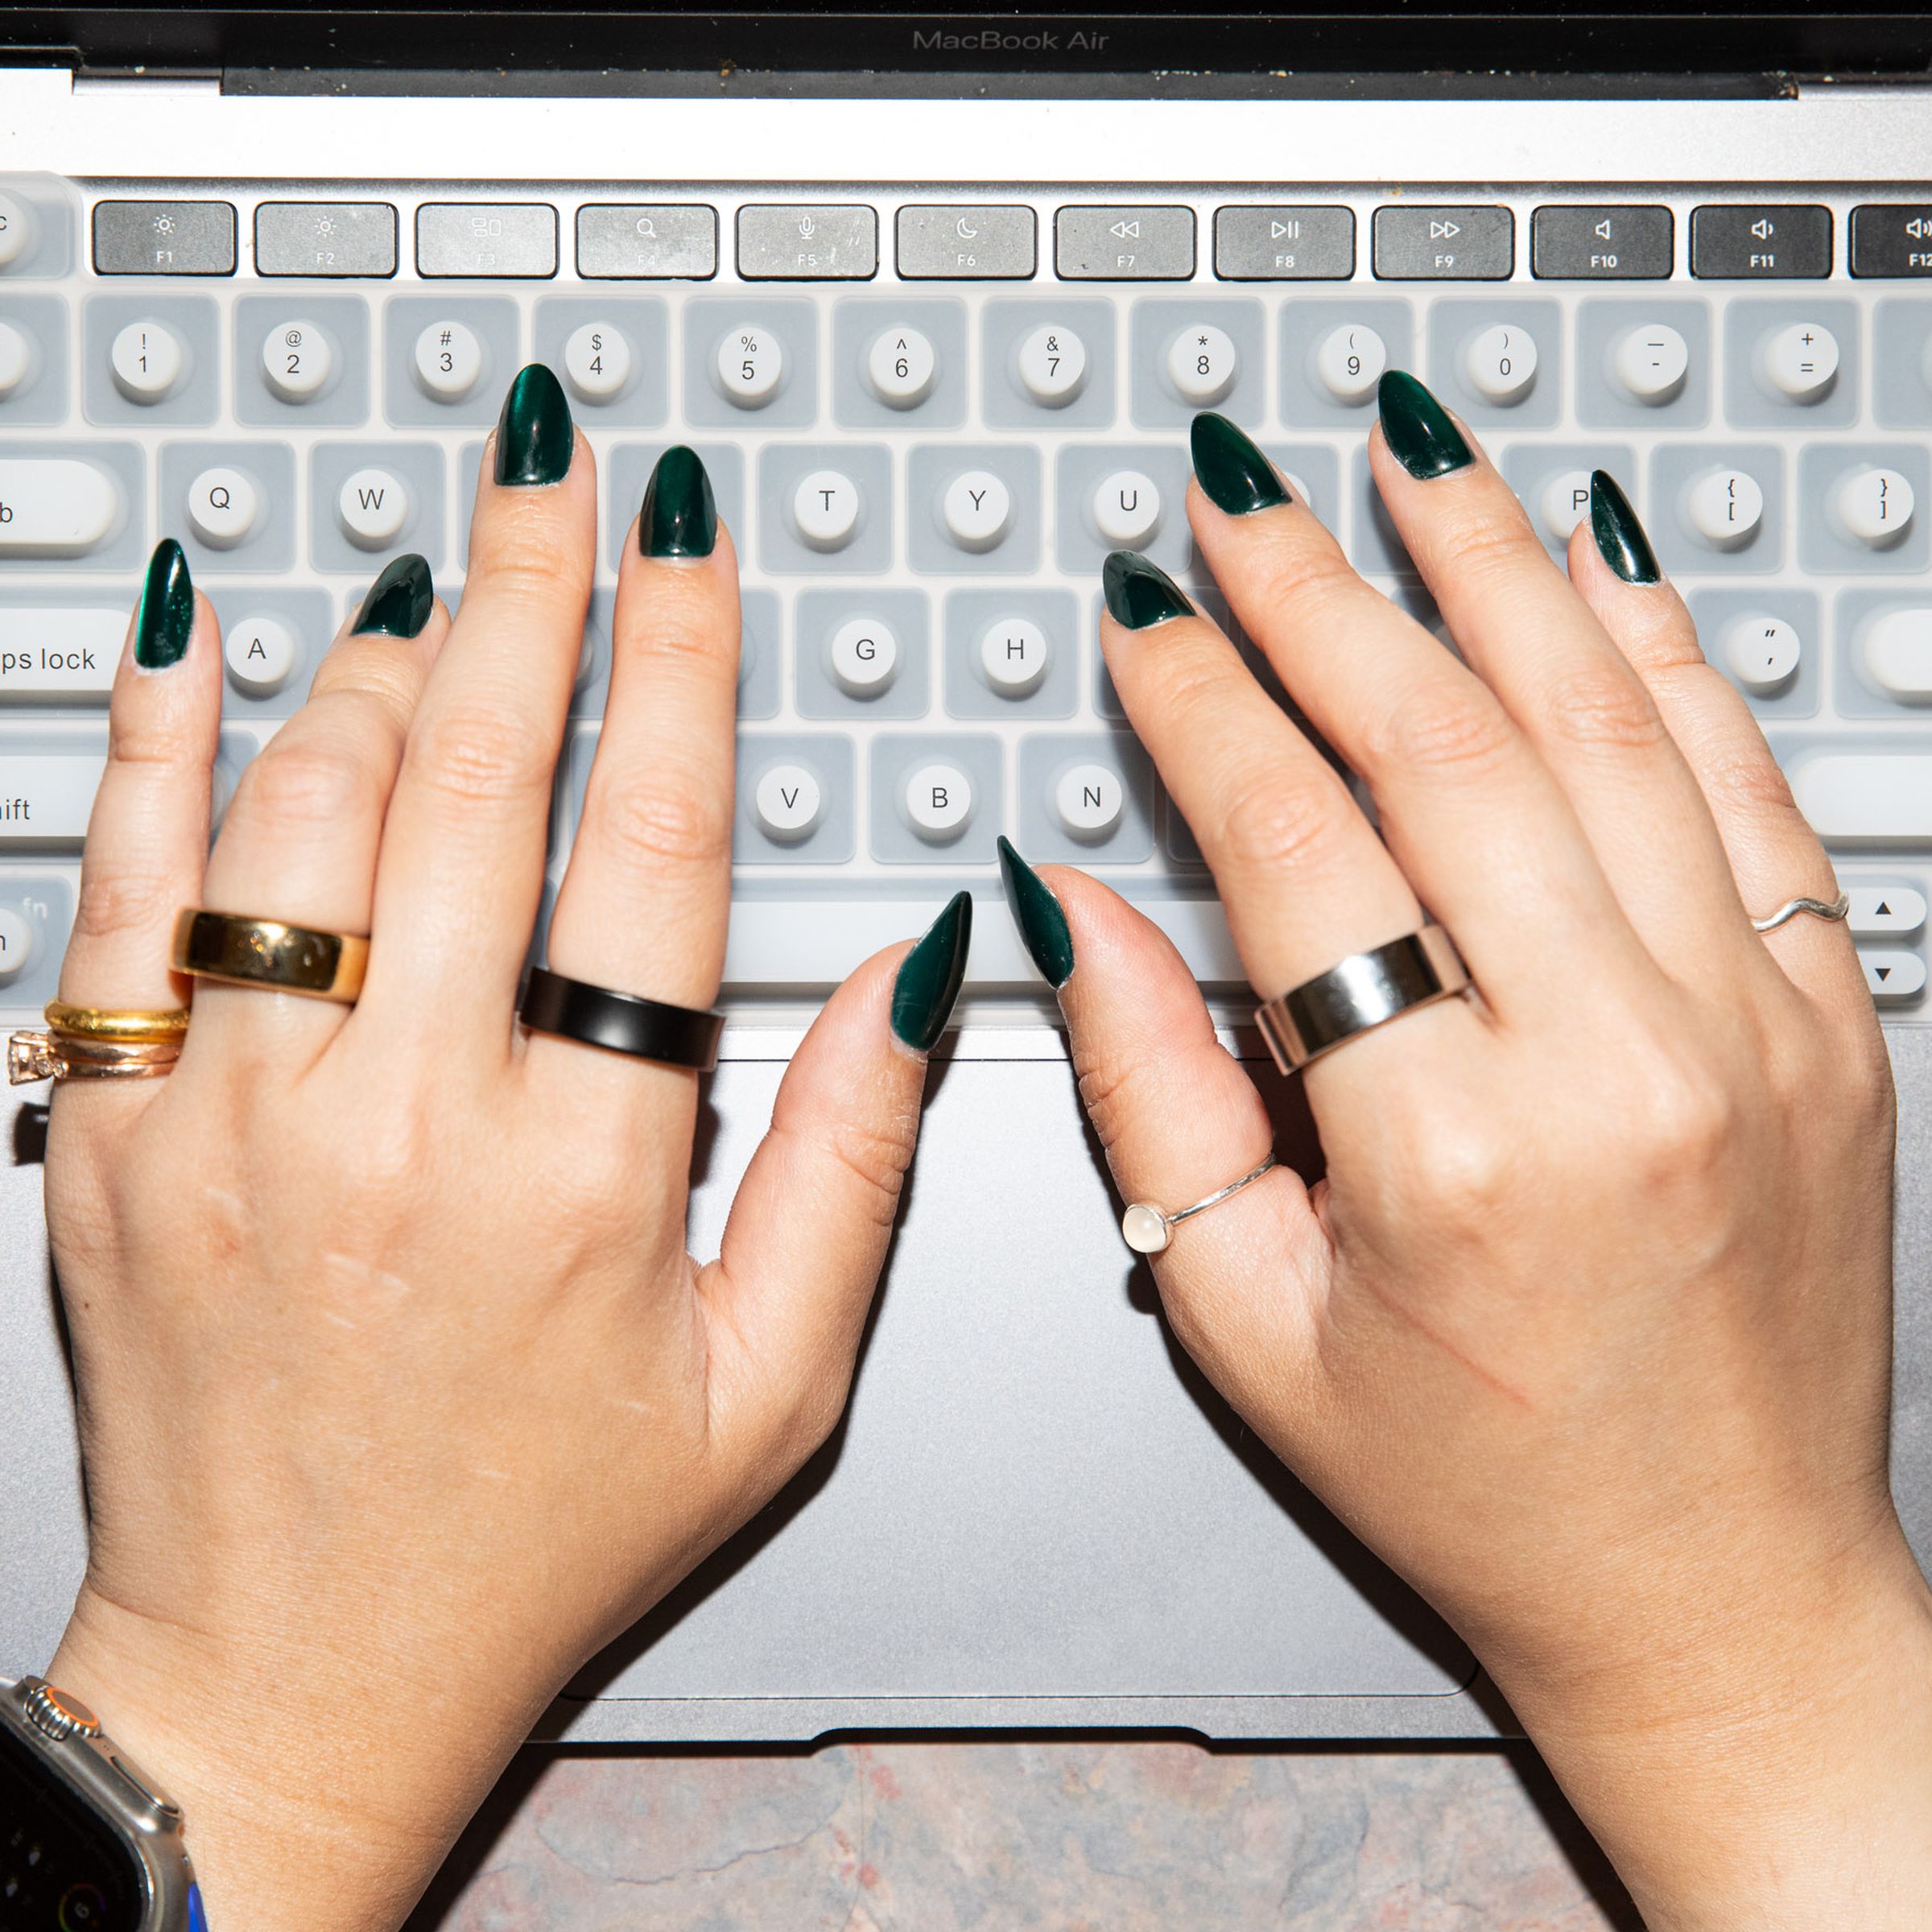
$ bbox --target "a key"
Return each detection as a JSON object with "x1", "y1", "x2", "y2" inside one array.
[
  {"x1": 792, "y1": 470, "x2": 861, "y2": 551},
  {"x1": 563, "y1": 322, "x2": 631, "y2": 402},
  {"x1": 187, "y1": 466, "x2": 259, "y2": 549},
  {"x1": 978, "y1": 617, "x2": 1049, "y2": 696},
  {"x1": 1760, "y1": 320, "x2": 1839, "y2": 402},
  {"x1": 1539, "y1": 470, "x2": 1594, "y2": 542},
  {"x1": 110, "y1": 320, "x2": 184, "y2": 402},
  {"x1": 337, "y1": 468, "x2": 408, "y2": 547},
  {"x1": 1685, "y1": 469, "x2": 1765, "y2": 548},
  {"x1": 1720, "y1": 613, "x2": 1802, "y2": 696},
  {"x1": 866, "y1": 326, "x2": 938, "y2": 408},
  {"x1": 262, "y1": 320, "x2": 332, "y2": 402},
  {"x1": 716, "y1": 325, "x2": 783, "y2": 407},
  {"x1": 1831, "y1": 467, "x2": 1914, "y2": 547},
  {"x1": 0, "y1": 753, "x2": 104, "y2": 845},
  {"x1": 1092, "y1": 471, "x2": 1162, "y2": 547},
  {"x1": 1463, "y1": 323, "x2": 1538, "y2": 403},
  {"x1": 1790, "y1": 753, "x2": 1932, "y2": 844},
  {"x1": 943, "y1": 471, "x2": 1012, "y2": 551},
  {"x1": 0, "y1": 320, "x2": 32, "y2": 398},
  {"x1": 1848, "y1": 886, "x2": 1928, "y2": 935},
  {"x1": 1860, "y1": 607, "x2": 1932, "y2": 699},
  {"x1": 1054, "y1": 762, "x2": 1125, "y2": 839},
  {"x1": 1312, "y1": 324, "x2": 1385, "y2": 404},
  {"x1": 414, "y1": 320, "x2": 484, "y2": 402},
  {"x1": 903, "y1": 763, "x2": 973, "y2": 840},
  {"x1": 1016, "y1": 324, "x2": 1087, "y2": 406},
  {"x1": 0, "y1": 459, "x2": 119, "y2": 556},
  {"x1": 1165, "y1": 324, "x2": 1237, "y2": 406},
  {"x1": 829, "y1": 617, "x2": 898, "y2": 696},
  {"x1": 1610, "y1": 322, "x2": 1690, "y2": 403},
  {"x1": 0, "y1": 607, "x2": 122, "y2": 699},
  {"x1": 0, "y1": 902, "x2": 34, "y2": 979},
  {"x1": 0, "y1": 192, "x2": 31, "y2": 269},
  {"x1": 225, "y1": 614, "x2": 300, "y2": 698},
  {"x1": 753, "y1": 764, "x2": 823, "y2": 840},
  {"x1": 1862, "y1": 950, "x2": 1927, "y2": 1002}
]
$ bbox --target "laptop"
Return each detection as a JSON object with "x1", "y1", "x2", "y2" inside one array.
[{"x1": 2, "y1": 4, "x2": 1927, "y2": 1745}]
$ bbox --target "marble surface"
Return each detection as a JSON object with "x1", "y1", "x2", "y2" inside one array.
[{"x1": 411, "y1": 1744, "x2": 1641, "y2": 1930}]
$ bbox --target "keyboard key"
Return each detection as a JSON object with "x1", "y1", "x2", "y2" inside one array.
[
  {"x1": 1791, "y1": 753, "x2": 1932, "y2": 844},
  {"x1": 1530, "y1": 204, "x2": 1672, "y2": 279},
  {"x1": 1166, "y1": 323, "x2": 1238, "y2": 406},
  {"x1": 1690, "y1": 204, "x2": 1831, "y2": 279},
  {"x1": 1054, "y1": 762, "x2": 1126, "y2": 838},
  {"x1": 896, "y1": 204, "x2": 1035, "y2": 279},
  {"x1": 0, "y1": 607, "x2": 122, "y2": 698},
  {"x1": 0, "y1": 751, "x2": 102, "y2": 844},
  {"x1": 943, "y1": 470, "x2": 1013, "y2": 551},
  {"x1": 1719, "y1": 613, "x2": 1802, "y2": 696},
  {"x1": 737, "y1": 204, "x2": 877, "y2": 280},
  {"x1": 1849, "y1": 886, "x2": 1928, "y2": 935},
  {"x1": 186, "y1": 465, "x2": 259, "y2": 548},
  {"x1": 1758, "y1": 320, "x2": 1839, "y2": 402},
  {"x1": 576, "y1": 204, "x2": 718, "y2": 279},
  {"x1": 978, "y1": 615, "x2": 1050, "y2": 696},
  {"x1": 903, "y1": 762, "x2": 974, "y2": 841},
  {"x1": 1055, "y1": 206, "x2": 1194, "y2": 281},
  {"x1": 413, "y1": 319, "x2": 485, "y2": 402},
  {"x1": 1609, "y1": 321, "x2": 1691, "y2": 403},
  {"x1": 1212, "y1": 205, "x2": 1353, "y2": 280},
  {"x1": 791, "y1": 469, "x2": 861, "y2": 551},
  {"x1": 561, "y1": 320, "x2": 632, "y2": 402},
  {"x1": 1860, "y1": 606, "x2": 1932, "y2": 697},
  {"x1": 0, "y1": 902, "x2": 34, "y2": 978},
  {"x1": 865, "y1": 324, "x2": 938, "y2": 408},
  {"x1": 829, "y1": 616, "x2": 900, "y2": 696},
  {"x1": 260, "y1": 318, "x2": 332, "y2": 402},
  {"x1": 1312, "y1": 322, "x2": 1388, "y2": 404},
  {"x1": 1851, "y1": 204, "x2": 1932, "y2": 278},
  {"x1": 1831, "y1": 467, "x2": 1914, "y2": 547},
  {"x1": 1462, "y1": 322, "x2": 1538, "y2": 404},
  {"x1": 1016, "y1": 322, "x2": 1088, "y2": 405},
  {"x1": 415, "y1": 202, "x2": 557, "y2": 279},
  {"x1": 0, "y1": 319, "x2": 30, "y2": 398},
  {"x1": 0, "y1": 457, "x2": 119, "y2": 555},
  {"x1": 93, "y1": 200, "x2": 236, "y2": 275},
  {"x1": 254, "y1": 201, "x2": 397, "y2": 278},
  {"x1": 1685, "y1": 466, "x2": 1765, "y2": 548},
  {"x1": 1863, "y1": 950, "x2": 1927, "y2": 1001},
  {"x1": 336, "y1": 466, "x2": 409, "y2": 547},
  {"x1": 1373, "y1": 205, "x2": 1513, "y2": 280},
  {"x1": 753, "y1": 763, "x2": 823, "y2": 840},
  {"x1": 1092, "y1": 469, "x2": 1162, "y2": 547},
  {"x1": 224, "y1": 613, "x2": 299, "y2": 698},
  {"x1": 109, "y1": 320, "x2": 185, "y2": 403},
  {"x1": 0, "y1": 192, "x2": 29, "y2": 269}
]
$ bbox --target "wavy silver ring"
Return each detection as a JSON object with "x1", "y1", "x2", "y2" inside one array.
[
  {"x1": 1752, "y1": 891, "x2": 1851, "y2": 935},
  {"x1": 1121, "y1": 1153, "x2": 1278, "y2": 1255}
]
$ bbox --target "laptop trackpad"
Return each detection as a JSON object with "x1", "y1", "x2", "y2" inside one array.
[{"x1": 570, "y1": 1051, "x2": 1472, "y2": 1706}]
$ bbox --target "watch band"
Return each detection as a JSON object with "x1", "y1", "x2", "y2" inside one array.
[{"x1": 0, "y1": 1677, "x2": 202, "y2": 1930}]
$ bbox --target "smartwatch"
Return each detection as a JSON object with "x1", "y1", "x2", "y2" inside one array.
[{"x1": 0, "y1": 1676, "x2": 202, "y2": 1930}]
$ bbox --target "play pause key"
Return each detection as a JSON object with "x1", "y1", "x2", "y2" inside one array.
[{"x1": 1531, "y1": 205, "x2": 1672, "y2": 279}]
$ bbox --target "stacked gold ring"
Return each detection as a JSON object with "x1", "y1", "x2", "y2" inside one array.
[{"x1": 8, "y1": 1002, "x2": 191, "y2": 1086}]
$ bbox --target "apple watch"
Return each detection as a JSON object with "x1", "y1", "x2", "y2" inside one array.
[{"x1": 1, "y1": 1676, "x2": 203, "y2": 1930}]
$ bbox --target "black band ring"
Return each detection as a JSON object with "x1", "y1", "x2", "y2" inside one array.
[{"x1": 518, "y1": 967, "x2": 724, "y2": 1072}]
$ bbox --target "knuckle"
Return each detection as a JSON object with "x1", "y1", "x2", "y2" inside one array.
[
  {"x1": 590, "y1": 766, "x2": 732, "y2": 877},
  {"x1": 815, "y1": 1113, "x2": 915, "y2": 1232},
  {"x1": 1632, "y1": 1053, "x2": 1736, "y2": 1178},
  {"x1": 233, "y1": 738, "x2": 374, "y2": 834},
  {"x1": 1359, "y1": 686, "x2": 1517, "y2": 782},
  {"x1": 1707, "y1": 746, "x2": 1800, "y2": 820},
  {"x1": 106, "y1": 711, "x2": 205, "y2": 774},
  {"x1": 1214, "y1": 764, "x2": 1356, "y2": 881},
  {"x1": 403, "y1": 703, "x2": 553, "y2": 808},
  {"x1": 1404, "y1": 1128, "x2": 1515, "y2": 1228},
  {"x1": 1246, "y1": 539, "x2": 1364, "y2": 624},
  {"x1": 1427, "y1": 508, "x2": 1542, "y2": 588},
  {"x1": 70, "y1": 865, "x2": 176, "y2": 948},
  {"x1": 469, "y1": 508, "x2": 594, "y2": 605},
  {"x1": 1538, "y1": 663, "x2": 1670, "y2": 757}
]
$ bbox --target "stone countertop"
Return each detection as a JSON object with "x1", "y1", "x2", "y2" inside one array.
[{"x1": 410, "y1": 1743, "x2": 1641, "y2": 1929}]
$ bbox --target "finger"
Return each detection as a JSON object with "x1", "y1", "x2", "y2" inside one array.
[
  {"x1": 367, "y1": 364, "x2": 592, "y2": 1047},
  {"x1": 1567, "y1": 497, "x2": 1868, "y2": 1016},
  {"x1": 1363, "y1": 393, "x2": 1753, "y2": 979},
  {"x1": 52, "y1": 541, "x2": 221, "y2": 1110},
  {"x1": 530, "y1": 448, "x2": 739, "y2": 1103},
  {"x1": 696, "y1": 895, "x2": 970, "y2": 1477},
  {"x1": 1092, "y1": 547, "x2": 1426, "y2": 1005},
  {"x1": 1181, "y1": 408, "x2": 1653, "y2": 1020},
  {"x1": 191, "y1": 555, "x2": 448, "y2": 1063},
  {"x1": 993, "y1": 844, "x2": 1334, "y2": 1455}
]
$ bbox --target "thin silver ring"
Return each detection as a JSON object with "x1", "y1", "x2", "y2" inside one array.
[
  {"x1": 1122, "y1": 1154, "x2": 1278, "y2": 1255},
  {"x1": 1752, "y1": 891, "x2": 1851, "y2": 935},
  {"x1": 1254, "y1": 925, "x2": 1472, "y2": 1076}
]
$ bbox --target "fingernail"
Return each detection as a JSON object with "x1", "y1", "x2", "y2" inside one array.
[
  {"x1": 997, "y1": 837, "x2": 1074, "y2": 989},
  {"x1": 493, "y1": 363, "x2": 574, "y2": 486},
  {"x1": 1102, "y1": 550, "x2": 1194, "y2": 630},
  {"x1": 891, "y1": 890, "x2": 972, "y2": 1053},
  {"x1": 133, "y1": 537, "x2": 194, "y2": 670},
  {"x1": 351, "y1": 553, "x2": 435, "y2": 637},
  {"x1": 639, "y1": 444, "x2": 717, "y2": 559},
  {"x1": 1190, "y1": 411, "x2": 1292, "y2": 516},
  {"x1": 1377, "y1": 369, "x2": 1475, "y2": 481},
  {"x1": 1589, "y1": 469, "x2": 1661, "y2": 585}
]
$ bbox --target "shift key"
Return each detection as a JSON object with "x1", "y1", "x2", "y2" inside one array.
[{"x1": 0, "y1": 746, "x2": 105, "y2": 845}]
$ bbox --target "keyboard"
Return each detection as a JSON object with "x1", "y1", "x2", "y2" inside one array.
[{"x1": 4, "y1": 175, "x2": 1932, "y2": 1024}]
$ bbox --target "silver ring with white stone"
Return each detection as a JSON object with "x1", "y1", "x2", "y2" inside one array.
[
  {"x1": 1751, "y1": 890, "x2": 1850, "y2": 935},
  {"x1": 1121, "y1": 1154, "x2": 1278, "y2": 1256}
]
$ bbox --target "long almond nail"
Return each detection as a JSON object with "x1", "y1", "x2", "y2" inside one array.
[
  {"x1": 133, "y1": 538, "x2": 194, "y2": 670},
  {"x1": 891, "y1": 891, "x2": 972, "y2": 1052}
]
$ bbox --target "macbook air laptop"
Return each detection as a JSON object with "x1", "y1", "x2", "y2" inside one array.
[{"x1": 1, "y1": 3, "x2": 1927, "y2": 1742}]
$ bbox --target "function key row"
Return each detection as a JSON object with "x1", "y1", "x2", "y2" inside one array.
[{"x1": 35, "y1": 195, "x2": 1932, "y2": 284}]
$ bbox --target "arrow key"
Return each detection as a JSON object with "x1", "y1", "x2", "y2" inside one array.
[
  {"x1": 1861, "y1": 948, "x2": 1927, "y2": 1004},
  {"x1": 1848, "y1": 886, "x2": 1928, "y2": 936}
]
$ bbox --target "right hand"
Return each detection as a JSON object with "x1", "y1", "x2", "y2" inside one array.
[
  {"x1": 39, "y1": 381, "x2": 967, "y2": 1932},
  {"x1": 1005, "y1": 398, "x2": 1932, "y2": 1930}
]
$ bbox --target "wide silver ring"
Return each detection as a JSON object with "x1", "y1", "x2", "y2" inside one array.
[
  {"x1": 1122, "y1": 1154, "x2": 1278, "y2": 1255},
  {"x1": 1751, "y1": 890, "x2": 1850, "y2": 935},
  {"x1": 1253, "y1": 925, "x2": 1472, "y2": 1076}
]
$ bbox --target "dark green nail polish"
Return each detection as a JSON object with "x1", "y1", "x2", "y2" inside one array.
[
  {"x1": 997, "y1": 837, "x2": 1073, "y2": 989},
  {"x1": 892, "y1": 890, "x2": 972, "y2": 1053},
  {"x1": 133, "y1": 537, "x2": 193, "y2": 669},
  {"x1": 351, "y1": 553, "x2": 435, "y2": 638},
  {"x1": 639, "y1": 444, "x2": 717, "y2": 559},
  {"x1": 1377, "y1": 369, "x2": 1475, "y2": 481},
  {"x1": 1190, "y1": 411, "x2": 1292, "y2": 516},
  {"x1": 1101, "y1": 550, "x2": 1193, "y2": 630},
  {"x1": 493, "y1": 363, "x2": 574, "y2": 486},
  {"x1": 1589, "y1": 469, "x2": 1661, "y2": 585}
]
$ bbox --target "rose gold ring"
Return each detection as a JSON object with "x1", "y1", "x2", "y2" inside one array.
[{"x1": 8, "y1": 1030, "x2": 183, "y2": 1085}]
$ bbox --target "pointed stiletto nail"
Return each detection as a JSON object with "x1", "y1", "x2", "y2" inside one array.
[
  {"x1": 997, "y1": 837, "x2": 1074, "y2": 989},
  {"x1": 133, "y1": 538, "x2": 194, "y2": 669},
  {"x1": 892, "y1": 890, "x2": 972, "y2": 1053},
  {"x1": 1589, "y1": 469, "x2": 1662, "y2": 585},
  {"x1": 1190, "y1": 411, "x2": 1293, "y2": 516},
  {"x1": 351, "y1": 553, "x2": 435, "y2": 638},
  {"x1": 1102, "y1": 550, "x2": 1194, "y2": 630},
  {"x1": 493, "y1": 363, "x2": 574, "y2": 486},
  {"x1": 1377, "y1": 369, "x2": 1475, "y2": 481},
  {"x1": 639, "y1": 444, "x2": 717, "y2": 559}
]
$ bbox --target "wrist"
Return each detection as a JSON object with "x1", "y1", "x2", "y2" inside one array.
[
  {"x1": 47, "y1": 1583, "x2": 533, "y2": 1932},
  {"x1": 1494, "y1": 1539, "x2": 1932, "y2": 1931}
]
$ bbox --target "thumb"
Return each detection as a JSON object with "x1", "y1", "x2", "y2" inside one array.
[{"x1": 996, "y1": 840, "x2": 1333, "y2": 1438}]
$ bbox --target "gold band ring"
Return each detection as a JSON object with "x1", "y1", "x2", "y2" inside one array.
[
  {"x1": 9, "y1": 1031, "x2": 182, "y2": 1084},
  {"x1": 170, "y1": 909, "x2": 369, "y2": 1004},
  {"x1": 42, "y1": 1001, "x2": 191, "y2": 1043}
]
